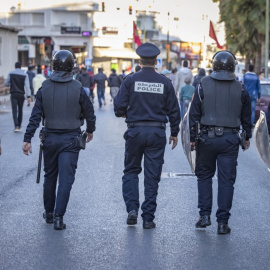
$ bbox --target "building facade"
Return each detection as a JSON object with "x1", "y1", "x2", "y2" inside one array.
[
  {"x1": 0, "y1": 2, "x2": 98, "y2": 67},
  {"x1": 0, "y1": 24, "x2": 20, "y2": 79}
]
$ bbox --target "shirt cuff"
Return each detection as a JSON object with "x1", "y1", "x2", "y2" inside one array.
[
  {"x1": 23, "y1": 135, "x2": 31, "y2": 143},
  {"x1": 171, "y1": 132, "x2": 178, "y2": 137}
]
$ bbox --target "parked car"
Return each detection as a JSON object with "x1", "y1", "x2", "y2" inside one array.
[{"x1": 255, "y1": 80, "x2": 270, "y2": 122}]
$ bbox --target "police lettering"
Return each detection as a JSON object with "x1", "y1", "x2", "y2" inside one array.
[{"x1": 134, "y1": 82, "x2": 164, "y2": 94}]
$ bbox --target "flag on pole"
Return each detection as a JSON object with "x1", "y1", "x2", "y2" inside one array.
[
  {"x1": 133, "y1": 21, "x2": 141, "y2": 47},
  {"x1": 209, "y1": 20, "x2": 223, "y2": 49}
]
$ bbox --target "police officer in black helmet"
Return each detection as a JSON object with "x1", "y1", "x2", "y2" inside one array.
[
  {"x1": 189, "y1": 51, "x2": 252, "y2": 234},
  {"x1": 22, "y1": 50, "x2": 96, "y2": 230},
  {"x1": 114, "y1": 43, "x2": 181, "y2": 229}
]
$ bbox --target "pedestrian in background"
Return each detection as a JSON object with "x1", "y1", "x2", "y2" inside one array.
[
  {"x1": 114, "y1": 43, "x2": 181, "y2": 229},
  {"x1": 175, "y1": 60, "x2": 193, "y2": 118},
  {"x1": 88, "y1": 67, "x2": 95, "y2": 103},
  {"x1": 44, "y1": 65, "x2": 51, "y2": 78},
  {"x1": 161, "y1": 69, "x2": 171, "y2": 78},
  {"x1": 22, "y1": 50, "x2": 96, "y2": 230},
  {"x1": 26, "y1": 65, "x2": 35, "y2": 105},
  {"x1": 33, "y1": 67, "x2": 46, "y2": 98},
  {"x1": 180, "y1": 76, "x2": 195, "y2": 116},
  {"x1": 94, "y1": 68, "x2": 108, "y2": 109},
  {"x1": 77, "y1": 67, "x2": 93, "y2": 97},
  {"x1": 170, "y1": 68, "x2": 177, "y2": 93},
  {"x1": 238, "y1": 69, "x2": 246, "y2": 83},
  {"x1": 189, "y1": 51, "x2": 251, "y2": 234},
  {"x1": 192, "y1": 68, "x2": 206, "y2": 90},
  {"x1": 243, "y1": 64, "x2": 261, "y2": 125},
  {"x1": 108, "y1": 68, "x2": 122, "y2": 100},
  {"x1": 4, "y1": 61, "x2": 31, "y2": 132}
]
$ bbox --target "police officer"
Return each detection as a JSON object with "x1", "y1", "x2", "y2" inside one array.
[
  {"x1": 22, "y1": 50, "x2": 96, "y2": 230},
  {"x1": 189, "y1": 51, "x2": 252, "y2": 234},
  {"x1": 114, "y1": 43, "x2": 181, "y2": 229}
]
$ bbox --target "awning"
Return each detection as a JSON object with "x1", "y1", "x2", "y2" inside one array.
[
  {"x1": 93, "y1": 47, "x2": 139, "y2": 59},
  {"x1": 52, "y1": 36, "x2": 89, "y2": 47}
]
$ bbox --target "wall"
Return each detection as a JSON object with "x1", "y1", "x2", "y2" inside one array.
[{"x1": 0, "y1": 29, "x2": 18, "y2": 79}]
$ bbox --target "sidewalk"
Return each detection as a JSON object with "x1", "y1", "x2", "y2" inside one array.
[{"x1": 0, "y1": 94, "x2": 10, "y2": 105}]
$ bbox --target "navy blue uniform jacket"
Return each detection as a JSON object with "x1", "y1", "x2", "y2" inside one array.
[{"x1": 114, "y1": 67, "x2": 181, "y2": 137}]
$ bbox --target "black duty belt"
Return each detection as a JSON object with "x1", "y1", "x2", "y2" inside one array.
[
  {"x1": 127, "y1": 121, "x2": 166, "y2": 128},
  {"x1": 201, "y1": 126, "x2": 239, "y2": 134}
]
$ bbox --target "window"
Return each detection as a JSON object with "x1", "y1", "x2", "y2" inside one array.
[
  {"x1": 80, "y1": 14, "x2": 88, "y2": 27},
  {"x1": 32, "y1": 13, "x2": 44, "y2": 26},
  {"x1": 8, "y1": 13, "x2": 20, "y2": 25}
]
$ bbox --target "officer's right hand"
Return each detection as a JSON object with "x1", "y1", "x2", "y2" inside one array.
[
  {"x1": 86, "y1": 133, "x2": 93, "y2": 143},
  {"x1": 244, "y1": 140, "x2": 250, "y2": 151},
  {"x1": 169, "y1": 136, "x2": 178, "y2": 150},
  {"x1": 22, "y1": 142, "x2": 32, "y2": 155}
]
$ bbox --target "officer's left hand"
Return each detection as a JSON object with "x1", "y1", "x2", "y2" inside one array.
[
  {"x1": 86, "y1": 133, "x2": 93, "y2": 143},
  {"x1": 244, "y1": 140, "x2": 250, "y2": 151},
  {"x1": 169, "y1": 136, "x2": 178, "y2": 150},
  {"x1": 22, "y1": 142, "x2": 32, "y2": 155}
]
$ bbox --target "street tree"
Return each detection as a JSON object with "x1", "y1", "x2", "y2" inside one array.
[{"x1": 213, "y1": 0, "x2": 267, "y2": 73}]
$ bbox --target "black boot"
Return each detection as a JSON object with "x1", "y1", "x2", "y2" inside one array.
[
  {"x1": 195, "y1": 215, "x2": 211, "y2": 228},
  {"x1": 54, "y1": 215, "x2": 66, "y2": 230},
  {"x1": 143, "y1": 221, "x2": 156, "y2": 229},
  {"x1": 217, "y1": 223, "x2": 231, "y2": 234},
  {"x1": 43, "y1": 211, "x2": 54, "y2": 224},
  {"x1": 127, "y1": 210, "x2": 138, "y2": 225}
]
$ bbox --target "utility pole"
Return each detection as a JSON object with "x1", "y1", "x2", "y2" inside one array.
[
  {"x1": 166, "y1": 12, "x2": 171, "y2": 69},
  {"x1": 265, "y1": 0, "x2": 269, "y2": 78}
]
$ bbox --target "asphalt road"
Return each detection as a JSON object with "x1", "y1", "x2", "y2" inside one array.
[{"x1": 0, "y1": 91, "x2": 270, "y2": 270}]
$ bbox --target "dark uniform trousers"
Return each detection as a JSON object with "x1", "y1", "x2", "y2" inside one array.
[
  {"x1": 11, "y1": 93, "x2": 25, "y2": 127},
  {"x1": 122, "y1": 126, "x2": 166, "y2": 222},
  {"x1": 195, "y1": 132, "x2": 239, "y2": 223},
  {"x1": 43, "y1": 131, "x2": 81, "y2": 216}
]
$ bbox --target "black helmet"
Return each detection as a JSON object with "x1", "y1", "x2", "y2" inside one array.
[
  {"x1": 210, "y1": 50, "x2": 237, "y2": 81},
  {"x1": 52, "y1": 50, "x2": 75, "y2": 72}
]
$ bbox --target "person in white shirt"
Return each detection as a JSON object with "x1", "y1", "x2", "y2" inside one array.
[{"x1": 33, "y1": 67, "x2": 46, "y2": 98}]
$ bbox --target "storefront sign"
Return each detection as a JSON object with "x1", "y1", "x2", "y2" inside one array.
[
  {"x1": 102, "y1": 27, "x2": 118, "y2": 35},
  {"x1": 61, "y1": 26, "x2": 81, "y2": 34},
  {"x1": 82, "y1": 31, "x2": 92, "y2": 36}
]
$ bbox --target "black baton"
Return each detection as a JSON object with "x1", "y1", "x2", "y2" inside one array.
[{"x1": 36, "y1": 129, "x2": 45, "y2": 184}]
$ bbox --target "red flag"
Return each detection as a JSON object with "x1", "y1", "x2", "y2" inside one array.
[
  {"x1": 133, "y1": 21, "x2": 141, "y2": 47},
  {"x1": 209, "y1": 20, "x2": 223, "y2": 49}
]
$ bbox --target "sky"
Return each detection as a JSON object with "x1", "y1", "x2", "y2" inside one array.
[{"x1": 1, "y1": 0, "x2": 225, "y2": 45}]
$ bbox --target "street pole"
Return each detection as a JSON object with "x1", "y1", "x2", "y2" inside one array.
[
  {"x1": 265, "y1": 0, "x2": 269, "y2": 79},
  {"x1": 167, "y1": 12, "x2": 170, "y2": 69}
]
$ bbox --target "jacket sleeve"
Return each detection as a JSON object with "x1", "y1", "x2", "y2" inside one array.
[
  {"x1": 24, "y1": 73, "x2": 31, "y2": 97},
  {"x1": 180, "y1": 87, "x2": 183, "y2": 102},
  {"x1": 241, "y1": 85, "x2": 252, "y2": 140},
  {"x1": 166, "y1": 82, "x2": 181, "y2": 137},
  {"x1": 79, "y1": 88, "x2": 96, "y2": 133},
  {"x1": 23, "y1": 89, "x2": 43, "y2": 143},
  {"x1": 114, "y1": 78, "x2": 129, "y2": 117}
]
